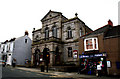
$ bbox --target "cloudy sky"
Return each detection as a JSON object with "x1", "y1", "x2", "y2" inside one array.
[{"x1": 0, "y1": 0, "x2": 119, "y2": 42}]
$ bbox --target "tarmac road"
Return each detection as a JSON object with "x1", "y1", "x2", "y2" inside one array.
[
  {"x1": 2, "y1": 66, "x2": 120, "y2": 79},
  {"x1": 2, "y1": 66, "x2": 73, "y2": 79}
]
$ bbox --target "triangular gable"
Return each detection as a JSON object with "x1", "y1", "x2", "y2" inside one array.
[{"x1": 41, "y1": 10, "x2": 62, "y2": 22}]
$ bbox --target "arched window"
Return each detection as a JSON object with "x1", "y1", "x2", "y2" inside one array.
[
  {"x1": 35, "y1": 35, "x2": 39, "y2": 40},
  {"x1": 45, "y1": 27, "x2": 49, "y2": 39},
  {"x1": 34, "y1": 49, "x2": 40, "y2": 66},
  {"x1": 67, "y1": 27, "x2": 72, "y2": 38},
  {"x1": 52, "y1": 26, "x2": 57, "y2": 38},
  {"x1": 80, "y1": 28, "x2": 82, "y2": 37},
  {"x1": 80, "y1": 28, "x2": 84, "y2": 36}
]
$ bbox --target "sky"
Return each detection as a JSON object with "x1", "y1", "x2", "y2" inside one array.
[{"x1": 0, "y1": 0, "x2": 119, "y2": 42}]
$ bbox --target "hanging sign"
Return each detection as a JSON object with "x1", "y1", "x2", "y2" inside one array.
[{"x1": 73, "y1": 50, "x2": 78, "y2": 59}]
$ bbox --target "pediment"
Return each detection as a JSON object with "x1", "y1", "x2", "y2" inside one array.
[{"x1": 41, "y1": 10, "x2": 62, "y2": 22}]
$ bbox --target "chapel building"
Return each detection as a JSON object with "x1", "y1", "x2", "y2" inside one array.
[{"x1": 31, "y1": 10, "x2": 92, "y2": 67}]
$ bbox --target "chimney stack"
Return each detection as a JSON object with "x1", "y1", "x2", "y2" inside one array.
[
  {"x1": 108, "y1": 19, "x2": 113, "y2": 26},
  {"x1": 33, "y1": 28, "x2": 35, "y2": 31},
  {"x1": 25, "y1": 30, "x2": 29, "y2": 36}
]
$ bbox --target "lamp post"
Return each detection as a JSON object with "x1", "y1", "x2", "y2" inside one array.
[
  {"x1": 46, "y1": 51, "x2": 49, "y2": 72},
  {"x1": 43, "y1": 48, "x2": 49, "y2": 73}
]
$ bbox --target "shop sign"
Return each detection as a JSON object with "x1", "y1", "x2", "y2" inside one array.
[
  {"x1": 79, "y1": 53, "x2": 106, "y2": 58},
  {"x1": 107, "y1": 61, "x2": 111, "y2": 68},
  {"x1": 94, "y1": 53, "x2": 106, "y2": 57},
  {"x1": 79, "y1": 55, "x2": 89, "y2": 58},
  {"x1": 90, "y1": 55, "x2": 94, "y2": 57},
  {"x1": 73, "y1": 50, "x2": 78, "y2": 59},
  {"x1": 94, "y1": 54, "x2": 103, "y2": 57}
]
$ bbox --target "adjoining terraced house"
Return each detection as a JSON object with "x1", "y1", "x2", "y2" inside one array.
[
  {"x1": 79, "y1": 20, "x2": 120, "y2": 75},
  {"x1": 31, "y1": 10, "x2": 92, "y2": 70},
  {"x1": 0, "y1": 31, "x2": 32, "y2": 66}
]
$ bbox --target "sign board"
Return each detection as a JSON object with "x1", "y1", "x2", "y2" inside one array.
[
  {"x1": 73, "y1": 50, "x2": 78, "y2": 59},
  {"x1": 79, "y1": 53, "x2": 107, "y2": 58},
  {"x1": 107, "y1": 61, "x2": 111, "y2": 68},
  {"x1": 79, "y1": 55, "x2": 89, "y2": 58}
]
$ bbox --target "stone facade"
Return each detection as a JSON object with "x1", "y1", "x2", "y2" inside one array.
[{"x1": 31, "y1": 10, "x2": 92, "y2": 67}]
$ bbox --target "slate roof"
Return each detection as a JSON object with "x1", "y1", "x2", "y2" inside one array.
[
  {"x1": 62, "y1": 17, "x2": 84, "y2": 23},
  {"x1": 81, "y1": 24, "x2": 113, "y2": 38},
  {"x1": 89, "y1": 25, "x2": 112, "y2": 35},
  {"x1": 62, "y1": 17, "x2": 93, "y2": 32},
  {"x1": 9, "y1": 38, "x2": 16, "y2": 42},
  {"x1": 104, "y1": 25, "x2": 120, "y2": 37}
]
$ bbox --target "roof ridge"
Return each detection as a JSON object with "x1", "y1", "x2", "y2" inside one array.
[{"x1": 41, "y1": 10, "x2": 62, "y2": 21}]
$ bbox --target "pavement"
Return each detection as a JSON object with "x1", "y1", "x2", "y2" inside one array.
[{"x1": 14, "y1": 66, "x2": 120, "y2": 79}]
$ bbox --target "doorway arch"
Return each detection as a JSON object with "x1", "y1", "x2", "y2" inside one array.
[
  {"x1": 34, "y1": 49, "x2": 41, "y2": 67},
  {"x1": 55, "y1": 46, "x2": 60, "y2": 65},
  {"x1": 43, "y1": 48, "x2": 50, "y2": 64}
]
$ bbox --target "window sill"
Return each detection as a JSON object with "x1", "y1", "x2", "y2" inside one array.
[
  {"x1": 66, "y1": 37, "x2": 73, "y2": 40},
  {"x1": 68, "y1": 57, "x2": 73, "y2": 58},
  {"x1": 85, "y1": 49, "x2": 98, "y2": 51}
]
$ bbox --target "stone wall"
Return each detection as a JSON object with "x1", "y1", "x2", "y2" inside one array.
[{"x1": 32, "y1": 11, "x2": 92, "y2": 66}]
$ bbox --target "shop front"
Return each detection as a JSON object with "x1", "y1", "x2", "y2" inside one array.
[{"x1": 79, "y1": 52, "x2": 107, "y2": 75}]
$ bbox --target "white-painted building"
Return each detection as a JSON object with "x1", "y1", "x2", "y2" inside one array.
[
  {"x1": 0, "y1": 42, "x2": 3, "y2": 60},
  {"x1": 6, "y1": 40, "x2": 14, "y2": 65},
  {"x1": 0, "y1": 31, "x2": 32, "y2": 66},
  {"x1": 0, "y1": 41, "x2": 8, "y2": 63},
  {"x1": 12, "y1": 35, "x2": 32, "y2": 66}
]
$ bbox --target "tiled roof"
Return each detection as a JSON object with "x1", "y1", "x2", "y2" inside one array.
[{"x1": 9, "y1": 38, "x2": 16, "y2": 42}]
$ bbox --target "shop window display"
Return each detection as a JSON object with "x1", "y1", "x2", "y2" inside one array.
[{"x1": 80, "y1": 57, "x2": 107, "y2": 75}]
